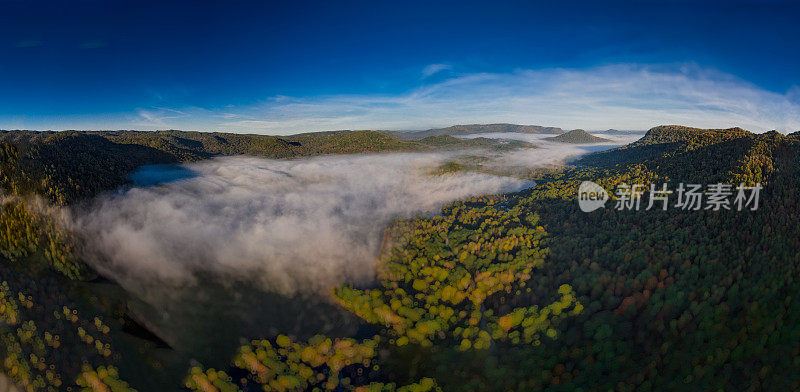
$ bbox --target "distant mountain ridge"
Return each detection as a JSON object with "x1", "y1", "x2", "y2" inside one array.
[
  {"x1": 596, "y1": 129, "x2": 645, "y2": 135},
  {"x1": 386, "y1": 123, "x2": 564, "y2": 140},
  {"x1": 543, "y1": 129, "x2": 610, "y2": 143},
  {"x1": 0, "y1": 129, "x2": 527, "y2": 204}
]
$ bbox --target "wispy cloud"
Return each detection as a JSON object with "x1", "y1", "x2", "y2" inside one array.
[
  {"x1": 80, "y1": 40, "x2": 107, "y2": 49},
  {"x1": 422, "y1": 63, "x2": 452, "y2": 78},
  {"x1": 14, "y1": 39, "x2": 42, "y2": 48},
  {"x1": 194, "y1": 64, "x2": 798, "y2": 134},
  {"x1": 190, "y1": 64, "x2": 800, "y2": 133},
  {"x1": 134, "y1": 107, "x2": 191, "y2": 127},
  {"x1": 13, "y1": 63, "x2": 799, "y2": 134}
]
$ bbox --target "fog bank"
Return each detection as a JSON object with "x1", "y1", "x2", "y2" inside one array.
[{"x1": 76, "y1": 153, "x2": 532, "y2": 296}]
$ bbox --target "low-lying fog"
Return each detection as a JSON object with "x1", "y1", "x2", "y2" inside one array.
[
  {"x1": 454, "y1": 132, "x2": 643, "y2": 173},
  {"x1": 78, "y1": 153, "x2": 532, "y2": 295},
  {"x1": 70, "y1": 136, "x2": 635, "y2": 361},
  {"x1": 457, "y1": 131, "x2": 644, "y2": 159}
]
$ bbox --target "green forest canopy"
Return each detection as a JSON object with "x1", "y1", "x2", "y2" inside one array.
[{"x1": 1, "y1": 125, "x2": 799, "y2": 391}]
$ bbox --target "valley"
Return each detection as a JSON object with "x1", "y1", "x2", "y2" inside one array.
[{"x1": 1, "y1": 125, "x2": 798, "y2": 391}]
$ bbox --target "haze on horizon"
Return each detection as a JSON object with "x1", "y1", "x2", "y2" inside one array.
[{"x1": 1, "y1": 1, "x2": 799, "y2": 133}]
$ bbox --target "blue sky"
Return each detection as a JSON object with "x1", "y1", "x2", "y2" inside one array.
[{"x1": 1, "y1": 0, "x2": 799, "y2": 133}]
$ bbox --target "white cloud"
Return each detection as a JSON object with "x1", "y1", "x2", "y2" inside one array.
[
  {"x1": 135, "y1": 107, "x2": 191, "y2": 127},
  {"x1": 146, "y1": 63, "x2": 799, "y2": 134},
  {"x1": 9, "y1": 63, "x2": 797, "y2": 133},
  {"x1": 422, "y1": 63, "x2": 453, "y2": 78}
]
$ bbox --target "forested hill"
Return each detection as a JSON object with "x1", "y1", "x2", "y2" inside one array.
[
  {"x1": 597, "y1": 129, "x2": 643, "y2": 136},
  {"x1": 627, "y1": 125, "x2": 751, "y2": 148},
  {"x1": 0, "y1": 129, "x2": 524, "y2": 205},
  {"x1": 460, "y1": 124, "x2": 800, "y2": 391},
  {"x1": 577, "y1": 125, "x2": 767, "y2": 170},
  {"x1": 2, "y1": 125, "x2": 800, "y2": 391},
  {"x1": 385, "y1": 123, "x2": 564, "y2": 140},
  {"x1": 543, "y1": 129, "x2": 610, "y2": 143},
  {"x1": 1, "y1": 129, "x2": 418, "y2": 162}
]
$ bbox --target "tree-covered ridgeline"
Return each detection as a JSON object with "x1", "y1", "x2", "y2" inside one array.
[
  {"x1": 482, "y1": 127, "x2": 800, "y2": 391},
  {"x1": 334, "y1": 199, "x2": 581, "y2": 350},
  {"x1": 0, "y1": 130, "x2": 526, "y2": 206},
  {"x1": 1, "y1": 125, "x2": 799, "y2": 391},
  {"x1": 185, "y1": 335, "x2": 440, "y2": 392},
  {"x1": 331, "y1": 126, "x2": 800, "y2": 391},
  {"x1": 0, "y1": 128, "x2": 535, "y2": 391}
]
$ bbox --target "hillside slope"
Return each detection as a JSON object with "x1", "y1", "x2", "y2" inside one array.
[
  {"x1": 333, "y1": 125, "x2": 800, "y2": 391},
  {"x1": 0, "y1": 129, "x2": 521, "y2": 204},
  {"x1": 543, "y1": 129, "x2": 610, "y2": 143},
  {"x1": 2, "y1": 125, "x2": 800, "y2": 391},
  {"x1": 577, "y1": 125, "x2": 755, "y2": 169}
]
